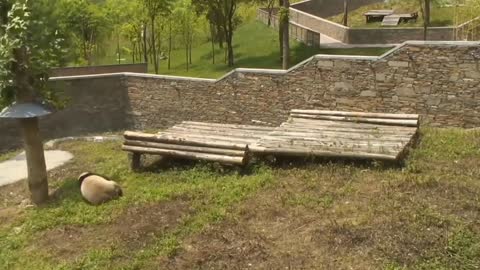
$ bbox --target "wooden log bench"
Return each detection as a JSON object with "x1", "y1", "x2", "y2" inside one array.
[{"x1": 122, "y1": 122, "x2": 276, "y2": 170}]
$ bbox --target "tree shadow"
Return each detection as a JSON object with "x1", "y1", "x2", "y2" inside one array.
[{"x1": 48, "y1": 178, "x2": 84, "y2": 206}]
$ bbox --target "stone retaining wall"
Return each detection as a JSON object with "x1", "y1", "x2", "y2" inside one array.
[
  {"x1": 259, "y1": 3, "x2": 479, "y2": 45},
  {"x1": 50, "y1": 63, "x2": 147, "y2": 77},
  {"x1": 1, "y1": 41, "x2": 479, "y2": 152}
]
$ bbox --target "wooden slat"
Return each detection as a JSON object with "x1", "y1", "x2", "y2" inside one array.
[
  {"x1": 182, "y1": 121, "x2": 276, "y2": 131},
  {"x1": 158, "y1": 131, "x2": 259, "y2": 144},
  {"x1": 124, "y1": 140, "x2": 245, "y2": 156},
  {"x1": 287, "y1": 118, "x2": 417, "y2": 131},
  {"x1": 122, "y1": 145, "x2": 245, "y2": 165},
  {"x1": 253, "y1": 147, "x2": 397, "y2": 161},
  {"x1": 290, "y1": 113, "x2": 418, "y2": 127},
  {"x1": 124, "y1": 131, "x2": 248, "y2": 150},
  {"x1": 267, "y1": 129, "x2": 414, "y2": 141},
  {"x1": 290, "y1": 110, "x2": 419, "y2": 120}
]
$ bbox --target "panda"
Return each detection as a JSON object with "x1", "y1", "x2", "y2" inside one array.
[{"x1": 78, "y1": 172, "x2": 123, "y2": 205}]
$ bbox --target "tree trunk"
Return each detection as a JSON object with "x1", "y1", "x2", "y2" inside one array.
[
  {"x1": 168, "y1": 21, "x2": 172, "y2": 69},
  {"x1": 342, "y1": 0, "x2": 349, "y2": 26},
  {"x1": 425, "y1": 0, "x2": 430, "y2": 26},
  {"x1": 185, "y1": 36, "x2": 189, "y2": 71},
  {"x1": 117, "y1": 32, "x2": 121, "y2": 64},
  {"x1": 12, "y1": 47, "x2": 49, "y2": 205},
  {"x1": 151, "y1": 17, "x2": 159, "y2": 74},
  {"x1": 278, "y1": 0, "x2": 284, "y2": 62},
  {"x1": 282, "y1": 0, "x2": 290, "y2": 69},
  {"x1": 210, "y1": 24, "x2": 216, "y2": 64},
  {"x1": 227, "y1": 34, "x2": 234, "y2": 66},
  {"x1": 20, "y1": 118, "x2": 49, "y2": 204},
  {"x1": 189, "y1": 30, "x2": 193, "y2": 65},
  {"x1": 132, "y1": 42, "x2": 136, "y2": 64},
  {"x1": 216, "y1": 23, "x2": 224, "y2": 49},
  {"x1": 143, "y1": 24, "x2": 148, "y2": 64}
]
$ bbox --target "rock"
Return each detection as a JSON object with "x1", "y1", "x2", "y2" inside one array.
[
  {"x1": 317, "y1": 60, "x2": 334, "y2": 68},
  {"x1": 396, "y1": 87, "x2": 416, "y2": 97},
  {"x1": 388, "y1": 61, "x2": 409, "y2": 68},
  {"x1": 360, "y1": 90, "x2": 377, "y2": 97}
]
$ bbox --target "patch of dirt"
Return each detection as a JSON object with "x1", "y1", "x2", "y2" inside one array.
[
  {"x1": 30, "y1": 197, "x2": 194, "y2": 263},
  {"x1": 157, "y1": 180, "x2": 379, "y2": 270},
  {"x1": 0, "y1": 207, "x2": 24, "y2": 230}
]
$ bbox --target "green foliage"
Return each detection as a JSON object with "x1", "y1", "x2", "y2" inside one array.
[{"x1": 0, "y1": 0, "x2": 66, "y2": 108}]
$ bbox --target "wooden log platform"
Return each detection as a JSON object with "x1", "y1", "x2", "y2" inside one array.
[
  {"x1": 250, "y1": 110, "x2": 420, "y2": 161},
  {"x1": 122, "y1": 122, "x2": 276, "y2": 168},
  {"x1": 122, "y1": 110, "x2": 420, "y2": 168}
]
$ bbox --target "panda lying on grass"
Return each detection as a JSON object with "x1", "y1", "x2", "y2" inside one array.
[{"x1": 78, "y1": 172, "x2": 123, "y2": 205}]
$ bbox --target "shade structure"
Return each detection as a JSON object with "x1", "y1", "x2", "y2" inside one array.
[{"x1": 0, "y1": 102, "x2": 52, "y2": 119}]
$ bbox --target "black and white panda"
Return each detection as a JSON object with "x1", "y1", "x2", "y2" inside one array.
[{"x1": 78, "y1": 172, "x2": 123, "y2": 205}]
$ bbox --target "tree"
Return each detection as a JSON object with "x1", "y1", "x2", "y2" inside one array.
[
  {"x1": 419, "y1": 0, "x2": 431, "y2": 40},
  {"x1": 1, "y1": 0, "x2": 65, "y2": 205},
  {"x1": 58, "y1": 0, "x2": 108, "y2": 65},
  {"x1": 279, "y1": 0, "x2": 289, "y2": 69},
  {"x1": 106, "y1": 0, "x2": 131, "y2": 64},
  {"x1": 342, "y1": 0, "x2": 349, "y2": 26},
  {"x1": 192, "y1": 0, "x2": 241, "y2": 67},
  {"x1": 142, "y1": 0, "x2": 172, "y2": 74}
]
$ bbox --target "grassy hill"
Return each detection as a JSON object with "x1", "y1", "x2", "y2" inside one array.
[
  {"x1": 328, "y1": 2, "x2": 473, "y2": 28},
  {"x1": 1, "y1": 128, "x2": 480, "y2": 269},
  {"x1": 98, "y1": 21, "x2": 390, "y2": 79}
]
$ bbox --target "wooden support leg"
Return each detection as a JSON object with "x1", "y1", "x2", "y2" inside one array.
[{"x1": 131, "y1": 153, "x2": 142, "y2": 171}]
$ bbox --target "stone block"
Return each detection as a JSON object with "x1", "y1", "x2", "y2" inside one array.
[
  {"x1": 388, "y1": 61, "x2": 409, "y2": 68},
  {"x1": 360, "y1": 90, "x2": 377, "y2": 97},
  {"x1": 334, "y1": 81, "x2": 353, "y2": 91},
  {"x1": 317, "y1": 60, "x2": 334, "y2": 68},
  {"x1": 334, "y1": 61, "x2": 351, "y2": 69},
  {"x1": 426, "y1": 96, "x2": 441, "y2": 106},
  {"x1": 376, "y1": 73, "x2": 386, "y2": 81},
  {"x1": 396, "y1": 87, "x2": 416, "y2": 97},
  {"x1": 459, "y1": 63, "x2": 476, "y2": 70},
  {"x1": 465, "y1": 70, "x2": 480, "y2": 79}
]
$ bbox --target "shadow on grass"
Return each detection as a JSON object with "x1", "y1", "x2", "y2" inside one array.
[{"x1": 48, "y1": 179, "x2": 84, "y2": 206}]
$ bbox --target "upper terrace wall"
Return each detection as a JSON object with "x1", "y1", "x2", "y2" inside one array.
[
  {"x1": 292, "y1": 0, "x2": 383, "y2": 18},
  {"x1": 50, "y1": 63, "x2": 147, "y2": 77},
  {"x1": 1, "y1": 42, "x2": 479, "y2": 152}
]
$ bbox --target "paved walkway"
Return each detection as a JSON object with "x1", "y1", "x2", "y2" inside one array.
[{"x1": 0, "y1": 151, "x2": 73, "y2": 187}]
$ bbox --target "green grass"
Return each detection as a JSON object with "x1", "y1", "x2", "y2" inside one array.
[
  {"x1": 329, "y1": 3, "x2": 473, "y2": 28},
  {"x1": 96, "y1": 21, "x2": 391, "y2": 79},
  {"x1": 1, "y1": 128, "x2": 480, "y2": 269}
]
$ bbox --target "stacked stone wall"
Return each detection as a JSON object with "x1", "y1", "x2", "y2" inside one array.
[{"x1": 1, "y1": 42, "x2": 479, "y2": 152}]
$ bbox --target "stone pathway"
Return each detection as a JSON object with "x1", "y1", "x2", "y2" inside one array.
[{"x1": 0, "y1": 150, "x2": 73, "y2": 187}]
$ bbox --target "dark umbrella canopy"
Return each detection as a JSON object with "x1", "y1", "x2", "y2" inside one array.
[{"x1": 0, "y1": 102, "x2": 52, "y2": 119}]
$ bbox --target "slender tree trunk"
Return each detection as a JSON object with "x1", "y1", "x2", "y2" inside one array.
[
  {"x1": 342, "y1": 0, "x2": 349, "y2": 26},
  {"x1": 267, "y1": 0, "x2": 275, "y2": 26},
  {"x1": 424, "y1": 0, "x2": 430, "y2": 40},
  {"x1": 143, "y1": 24, "x2": 148, "y2": 63},
  {"x1": 210, "y1": 24, "x2": 216, "y2": 64},
  {"x1": 278, "y1": 0, "x2": 284, "y2": 62},
  {"x1": 216, "y1": 23, "x2": 224, "y2": 49},
  {"x1": 132, "y1": 43, "x2": 136, "y2": 64},
  {"x1": 151, "y1": 17, "x2": 159, "y2": 74},
  {"x1": 189, "y1": 31, "x2": 193, "y2": 65},
  {"x1": 282, "y1": 0, "x2": 290, "y2": 69},
  {"x1": 168, "y1": 21, "x2": 172, "y2": 70},
  {"x1": 117, "y1": 32, "x2": 121, "y2": 64},
  {"x1": 13, "y1": 47, "x2": 49, "y2": 205},
  {"x1": 185, "y1": 43, "x2": 189, "y2": 71},
  {"x1": 226, "y1": 31, "x2": 234, "y2": 66}
]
